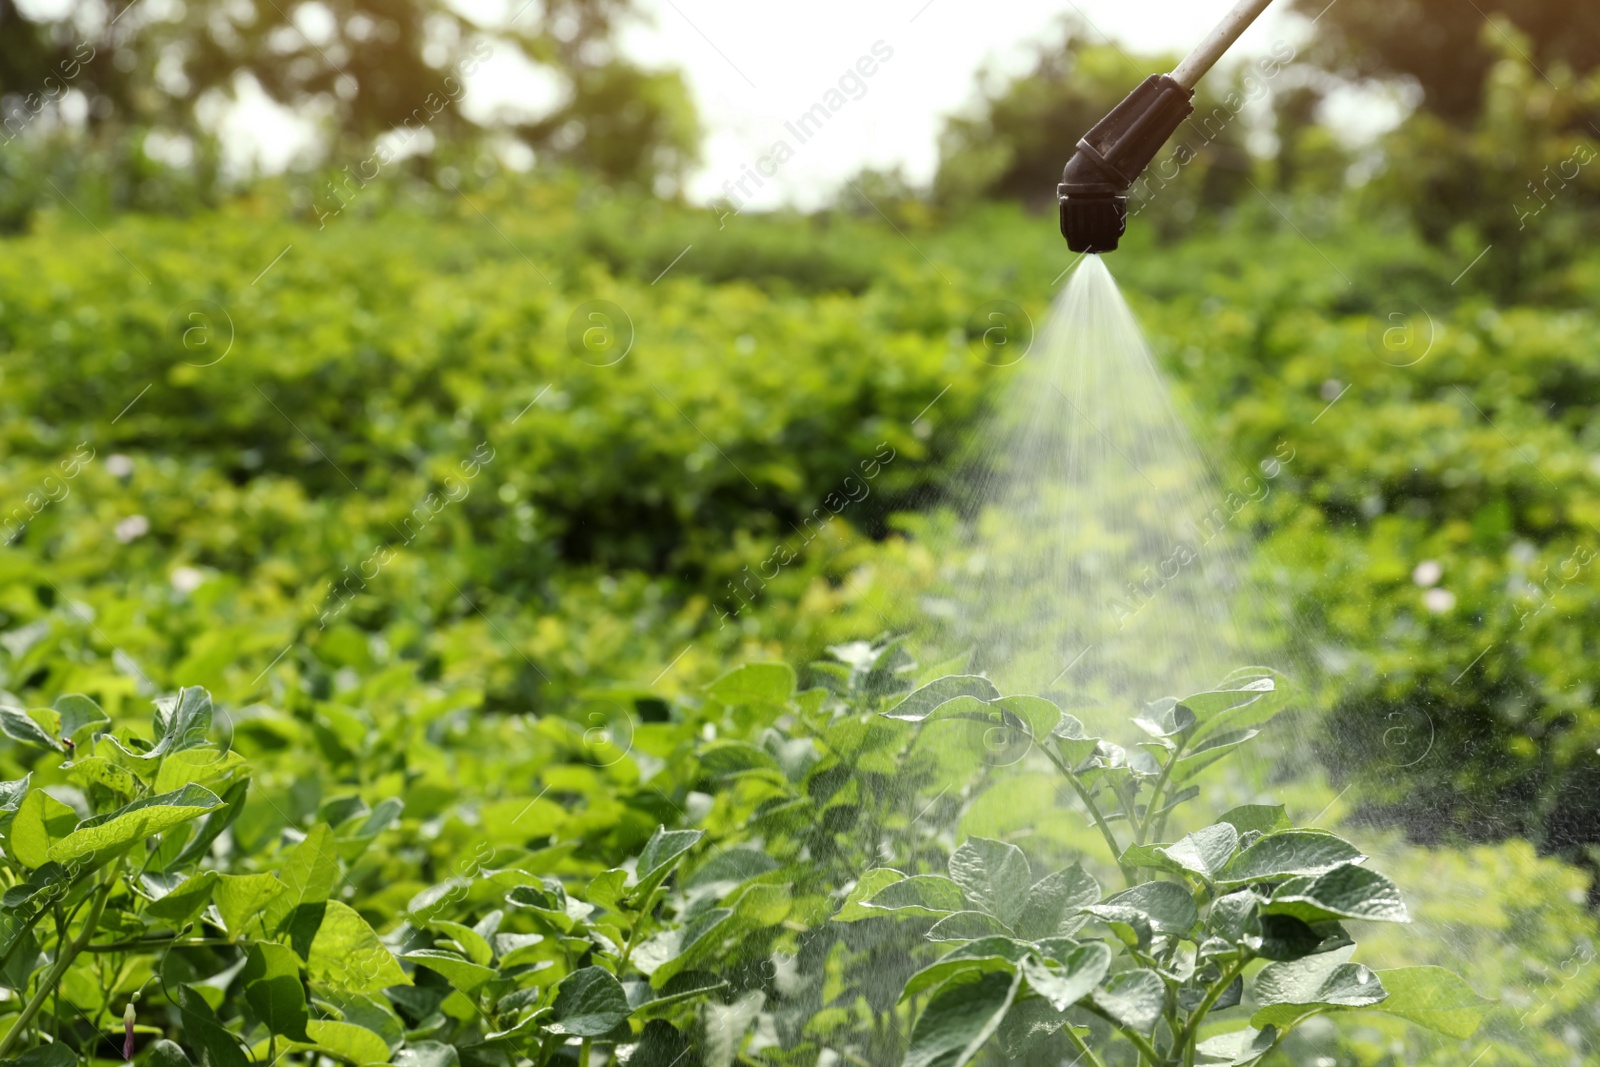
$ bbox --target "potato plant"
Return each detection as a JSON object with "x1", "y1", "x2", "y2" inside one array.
[
  {"x1": 841, "y1": 671, "x2": 1492, "y2": 1066},
  {"x1": 0, "y1": 688, "x2": 735, "y2": 1066}
]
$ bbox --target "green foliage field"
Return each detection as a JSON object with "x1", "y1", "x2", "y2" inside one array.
[{"x1": 2, "y1": 175, "x2": 1599, "y2": 1064}]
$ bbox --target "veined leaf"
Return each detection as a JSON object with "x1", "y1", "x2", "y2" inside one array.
[
  {"x1": 1018, "y1": 940, "x2": 1111, "y2": 1011},
  {"x1": 242, "y1": 940, "x2": 310, "y2": 1041},
  {"x1": 48, "y1": 784, "x2": 223, "y2": 865},
  {"x1": 901, "y1": 938, "x2": 1028, "y2": 1001},
  {"x1": 306, "y1": 900, "x2": 411, "y2": 994},
  {"x1": 1263, "y1": 864, "x2": 1409, "y2": 924},
  {"x1": 1195, "y1": 1025, "x2": 1279, "y2": 1065},
  {"x1": 834, "y1": 868, "x2": 907, "y2": 922},
  {"x1": 549, "y1": 965, "x2": 632, "y2": 1035},
  {"x1": 883, "y1": 676, "x2": 1000, "y2": 722},
  {"x1": 11, "y1": 789, "x2": 79, "y2": 868},
  {"x1": 948, "y1": 837, "x2": 1032, "y2": 927},
  {"x1": 301, "y1": 1019, "x2": 391, "y2": 1065},
  {"x1": 706, "y1": 663, "x2": 796, "y2": 706},
  {"x1": 1253, "y1": 949, "x2": 1387, "y2": 1010},
  {"x1": 1014, "y1": 863, "x2": 1098, "y2": 940},
  {"x1": 215, "y1": 873, "x2": 286, "y2": 938},
  {"x1": 1093, "y1": 880, "x2": 1198, "y2": 935},
  {"x1": 1367, "y1": 966, "x2": 1492, "y2": 1039},
  {"x1": 1091, "y1": 969, "x2": 1165, "y2": 1035},
  {"x1": 404, "y1": 949, "x2": 498, "y2": 994},
  {"x1": 628, "y1": 825, "x2": 703, "y2": 905},
  {"x1": 866, "y1": 874, "x2": 965, "y2": 918},
  {"x1": 1218, "y1": 831, "x2": 1365, "y2": 886},
  {"x1": 903, "y1": 968, "x2": 1021, "y2": 1067},
  {"x1": 926, "y1": 911, "x2": 1017, "y2": 941}
]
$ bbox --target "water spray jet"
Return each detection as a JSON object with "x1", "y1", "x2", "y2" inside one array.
[{"x1": 1059, "y1": 0, "x2": 1277, "y2": 253}]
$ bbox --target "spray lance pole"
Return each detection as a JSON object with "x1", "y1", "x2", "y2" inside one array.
[{"x1": 1058, "y1": 0, "x2": 1277, "y2": 253}]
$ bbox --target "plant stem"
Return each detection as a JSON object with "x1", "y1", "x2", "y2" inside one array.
[
  {"x1": 578, "y1": 1038, "x2": 592, "y2": 1067},
  {"x1": 1176, "y1": 955, "x2": 1250, "y2": 1055},
  {"x1": 1061, "y1": 1024, "x2": 1110, "y2": 1067},
  {"x1": 83, "y1": 936, "x2": 234, "y2": 953},
  {"x1": 1039, "y1": 744, "x2": 1135, "y2": 885},
  {"x1": 1082, "y1": 1003, "x2": 1162, "y2": 1065},
  {"x1": 1134, "y1": 746, "x2": 1181, "y2": 846},
  {"x1": 0, "y1": 861, "x2": 122, "y2": 1063}
]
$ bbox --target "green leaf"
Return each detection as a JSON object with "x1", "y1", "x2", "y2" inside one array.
[
  {"x1": 1132, "y1": 699, "x2": 1196, "y2": 739},
  {"x1": 1180, "y1": 671, "x2": 1285, "y2": 744},
  {"x1": 0, "y1": 705, "x2": 63, "y2": 752},
  {"x1": 1216, "y1": 805, "x2": 1291, "y2": 836},
  {"x1": 1050, "y1": 715, "x2": 1101, "y2": 766},
  {"x1": 903, "y1": 968, "x2": 1021, "y2": 1067},
  {"x1": 404, "y1": 949, "x2": 498, "y2": 995},
  {"x1": 146, "y1": 870, "x2": 221, "y2": 925},
  {"x1": 302, "y1": 1019, "x2": 391, "y2": 1065},
  {"x1": 1195, "y1": 1025, "x2": 1278, "y2": 1065},
  {"x1": 427, "y1": 920, "x2": 494, "y2": 966},
  {"x1": 11, "y1": 789, "x2": 79, "y2": 868},
  {"x1": 884, "y1": 676, "x2": 1000, "y2": 722},
  {"x1": 48, "y1": 784, "x2": 222, "y2": 865},
  {"x1": 901, "y1": 938, "x2": 1028, "y2": 1001},
  {"x1": 991, "y1": 696, "x2": 1061, "y2": 742},
  {"x1": 948, "y1": 837, "x2": 1031, "y2": 926},
  {"x1": 215, "y1": 873, "x2": 287, "y2": 938},
  {"x1": 1092, "y1": 880, "x2": 1198, "y2": 935},
  {"x1": 549, "y1": 965, "x2": 631, "y2": 1036},
  {"x1": 1219, "y1": 831, "x2": 1366, "y2": 886},
  {"x1": 13, "y1": 1045, "x2": 80, "y2": 1067},
  {"x1": 0, "y1": 774, "x2": 29, "y2": 812},
  {"x1": 306, "y1": 900, "x2": 411, "y2": 994},
  {"x1": 926, "y1": 911, "x2": 1016, "y2": 941},
  {"x1": 242, "y1": 940, "x2": 310, "y2": 1041},
  {"x1": 264, "y1": 823, "x2": 340, "y2": 941},
  {"x1": 68, "y1": 757, "x2": 142, "y2": 798},
  {"x1": 177, "y1": 985, "x2": 251, "y2": 1067},
  {"x1": 174, "y1": 778, "x2": 250, "y2": 869},
  {"x1": 152, "y1": 687, "x2": 216, "y2": 755},
  {"x1": 1090, "y1": 969, "x2": 1165, "y2": 1035},
  {"x1": 641, "y1": 907, "x2": 734, "y2": 988},
  {"x1": 697, "y1": 741, "x2": 784, "y2": 781},
  {"x1": 1367, "y1": 966, "x2": 1492, "y2": 1039},
  {"x1": 706, "y1": 663, "x2": 796, "y2": 706},
  {"x1": 1018, "y1": 940, "x2": 1111, "y2": 1011},
  {"x1": 866, "y1": 874, "x2": 965, "y2": 918},
  {"x1": 1262, "y1": 864, "x2": 1409, "y2": 924},
  {"x1": 629, "y1": 825, "x2": 703, "y2": 905},
  {"x1": 147, "y1": 1039, "x2": 196, "y2": 1067},
  {"x1": 1014, "y1": 863, "x2": 1098, "y2": 940},
  {"x1": 155, "y1": 749, "x2": 246, "y2": 794},
  {"x1": 1125, "y1": 823, "x2": 1240, "y2": 883},
  {"x1": 53, "y1": 694, "x2": 110, "y2": 747},
  {"x1": 1253, "y1": 950, "x2": 1387, "y2": 1010},
  {"x1": 834, "y1": 868, "x2": 907, "y2": 922},
  {"x1": 394, "y1": 1042, "x2": 460, "y2": 1067}
]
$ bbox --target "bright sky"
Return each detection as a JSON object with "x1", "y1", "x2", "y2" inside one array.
[
  {"x1": 210, "y1": 0, "x2": 1398, "y2": 206},
  {"x1": 615, "y1": 0, "x2": 1319, "y2": 208}
]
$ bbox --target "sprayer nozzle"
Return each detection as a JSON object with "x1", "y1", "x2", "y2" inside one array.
[
  {"x1": 1060, "y1": 195, "x2": 1128, "y2": 254},
  {"x1": 1058, "y1": 74, "x2": 1195, "y2": 254}
]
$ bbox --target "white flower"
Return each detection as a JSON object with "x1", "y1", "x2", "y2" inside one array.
[
  {"x1": 170, "y1": 566, "x2": 204, "y2": 593},
  {"x1": 114, "y1": 515, "x2": 150, "y2": 543},
  {"x1": 1412, "y1": 560, "x2": 1442, "y2": 587},
  {"x1": 105, "y1": 454, "x2": 135, "y2": 478},
  {"x1": 1423, "y1": 587, "x2": 1456, "y2": 613}
]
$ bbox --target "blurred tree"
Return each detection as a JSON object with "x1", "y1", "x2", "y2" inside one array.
[
  {"x1": 0, "y1": 0, "x2": 699, "y2": 207},
  {"x1": 1291, "y1": 0, "x2": 1600, "y2": 124},
  {"x1": 934, "y1": 19, "x2": 1261, "y2": 242}
]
